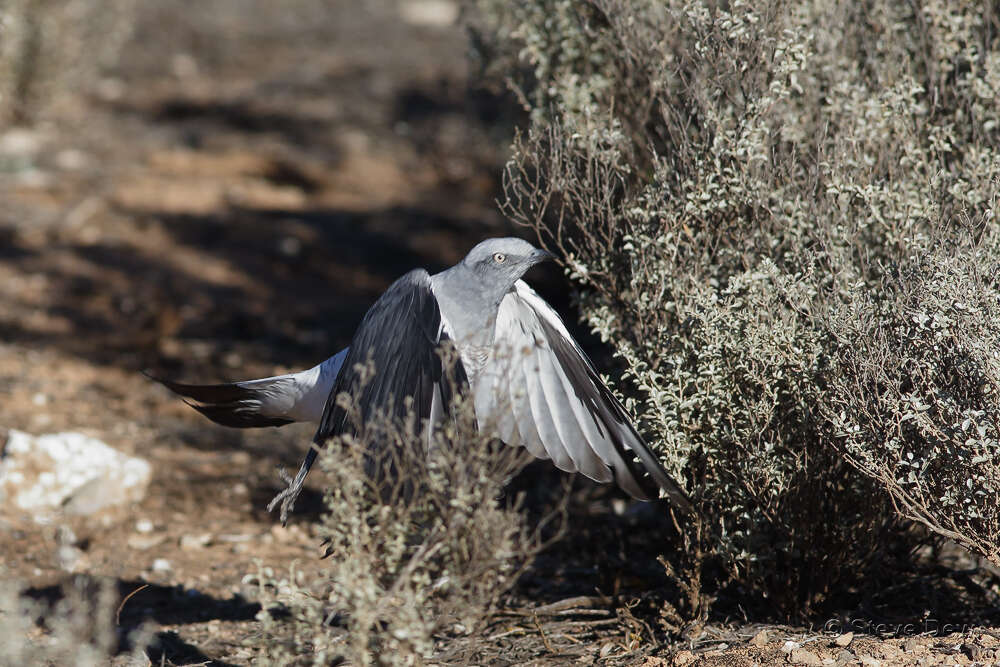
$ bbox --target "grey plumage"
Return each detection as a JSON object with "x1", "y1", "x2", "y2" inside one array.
[{"x1": 153, "y1": 238, "x2": 693, "y2": 519}]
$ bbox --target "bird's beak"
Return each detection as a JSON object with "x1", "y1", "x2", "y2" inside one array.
[{"x1": 530, "y1": 248, "x2": 554, "y2": 264}]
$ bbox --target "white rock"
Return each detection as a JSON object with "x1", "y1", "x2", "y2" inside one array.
[
  {"x1": 58, "y1": 545, "x2": 84, "y2": 572},
  {"x1": 782, "y1": 640, "x2": 802, "y2": 653},
  {"x1": 55, "y1": 149, "x2": 89, "y2": 171},
  {"x1": 0, "y1": 128, "x2": 42, "y2": 156},
  {"x1": 127, "y1": 533, "x2": 166, "y2": 550},
  {"x1": 152, "y1": 558, "x2": 172, "y2": 573},
  {"x1": 398, "y1": 0, "x2": 458, "y2": 27},
  {"x1": 179, "y1": 533, "x2": 212, "y2": 550},
  {"x1": 0, "y1": 430, "x2": 151, "y2": 520}
]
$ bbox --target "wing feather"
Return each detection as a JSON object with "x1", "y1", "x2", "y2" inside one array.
[
  {"x1": 506, "y1": 346, "x2": 551, "y2": 461},
  {"x1": 480, "y1": 280, "x2": 692, "y2": 511},
  {"x1": 313, "y1": 268, "x2": 467, "y2": 451},
  {"x1": 269, "y1": 270, "x2": 469, "y2": 522}
]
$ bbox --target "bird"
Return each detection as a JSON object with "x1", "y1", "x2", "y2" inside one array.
[{"x1": 151, "y1": 237, "x2": 692, "y2": 520}]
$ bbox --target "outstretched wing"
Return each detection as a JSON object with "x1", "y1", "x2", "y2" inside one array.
[
  {"x1": 477, "y1": 280, "x2": 692, "y2": 511},
  {"x1": 315, "y1": 269, "x2": 466, "y2": 443},
  {"x1": 269, "y1": 269, "x2": 467, "y2": 522},
  {"x1": 148, "y1": 348, "x2": 348, "y2": 428}
]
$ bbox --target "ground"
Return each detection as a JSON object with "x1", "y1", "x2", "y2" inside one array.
[{"x1": 1, "y1": 2, "x2": 998, "y2": 665}]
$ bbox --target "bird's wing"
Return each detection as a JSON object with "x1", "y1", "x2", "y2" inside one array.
[
  {"x1": 149, "y1": 348, "x2": 348, "y2": 427},
  {"x1": 314, "y1": 269, "x2": 467, "y2": 444},
  {"x1": 477, "y1": 280, "x2": 692, "y2": 511},
  {"x1": 269, "y1": 269, "x2": 468, "y2": 522}
]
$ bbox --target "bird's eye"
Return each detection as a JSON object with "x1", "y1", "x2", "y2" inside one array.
[{"x1": 493, "y1": 252, "x2": 506, "y2": 264}]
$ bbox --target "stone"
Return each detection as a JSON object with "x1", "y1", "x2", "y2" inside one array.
[
  {"x1": 0, "y1": 430, "x2": 151, "y2": 520},
  {"x1": 961, "y1": 644, "x2": 986, "y2": 662},
  {"x1": 672, "y1": 651, "x2": 695, "y2": 666},
  {"x1": 127, "y1": 534, "x2": 166, "y2": 550},
  {"x1": 179, "y1": 533, "x2": 213, "y2": 550},
  {"x1": 750, "y1": 629, "x2": 769, "y2": 647},
  {"x1": 789, "y1": 648, "x2": 823, "y2": 665},
  {"x1": 834, "y1": 632, "x2": 854, "y2": 647},
  {"x1": 398, "y1": 0, "x2": 459, "y2": 27},
  {"x1": 835, "y1": 650, "x2": 856, "y2": 666},
  {"x1": 0, "y1": 128, "x2": 43, "y2": 156}
]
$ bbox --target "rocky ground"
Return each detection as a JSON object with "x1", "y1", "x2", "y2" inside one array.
[{"x1": 2, "y1": 2, "x2": 999, "y2": 665}]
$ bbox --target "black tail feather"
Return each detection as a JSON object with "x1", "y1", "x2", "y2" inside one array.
[{"x1": 145, "y1": 372, "x2": 294, "y2": 428}]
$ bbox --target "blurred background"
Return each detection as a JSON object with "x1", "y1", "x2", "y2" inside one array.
[{"x1": 0, "y1": 0, "x2": 518, "y2": 384}]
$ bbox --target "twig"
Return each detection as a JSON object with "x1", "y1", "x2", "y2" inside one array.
[
  {"x1": 116, "y1": 584, "x2": 149, "y2": 625},
  {"x1": 562, "y1": 618, "x2": 621, "y2": 628},
  {"x1": 488, "y1": 627, "x2": 529, "y2": 641},
  {"x1": 533, "y1": 613, "x2": 554, "y2": 653},
  {"x1": 533, "y1": 595, "x2": 607, "y2": 614}
]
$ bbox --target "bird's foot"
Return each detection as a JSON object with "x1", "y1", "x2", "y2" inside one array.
[{"x1": 267, "y1": 466, "x2": 303, "y2": 526}]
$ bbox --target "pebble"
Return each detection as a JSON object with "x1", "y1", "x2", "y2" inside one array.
[
  {"x1": 672, "y1": 650, "x2": 695, "y2": 666},
  {"x1": 398, "y1": 0, "x2": 458, "y2": 27},
  {"x1": 836, "y1": 650, "x2": 857, "y2": 666},
  {"x1": 789, "y1": 648, "x2": 823, "y2": 665},
  {"x1": 152, "y1": 558, "x2": 172, "y2": 573},
  {"x1": 834, "y1": 632, "x2": 854, "y2": 647},
  {"x1": 962, "y1": 644, "x2": 986, "y2": 662},
  {"x1": 783, "y1": 640, "x2": 802, "y2": 653},
  {"x1": 750, "y1": 629, "x2": 768, "y2": 647},
  {"x1": 179, "y1": 533, "x2": 213, "y2": 550},
  {"x1": 58, "y1": 544, "x2": 84, "y2": 572},
  {"x1": 127, "y1": 534, "x2": 166, "y2": 550}
]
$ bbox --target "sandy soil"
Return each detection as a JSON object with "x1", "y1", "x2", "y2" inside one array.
[{"x1": 2, "y1": 2, "x2": 999, "y2": 665}]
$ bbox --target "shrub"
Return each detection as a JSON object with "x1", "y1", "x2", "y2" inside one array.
[
  {"x1": 467, "y1": 0, "x2": 1000, "y2": 619},
  {"x1": 828, "y1": 233, "x2": 1000, "y2": 566},
  {"x1": 0, "y1": 573, "x2": 150, "y2": 666},
  {"x1": 248, "y1": 360, "x2": 560, "y2": 665}
]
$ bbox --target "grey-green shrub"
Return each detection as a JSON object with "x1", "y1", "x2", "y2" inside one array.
[
  {"x1": 828, "y1": 236, "x2": 1000, "y2": 566},
  {"x1": 468, "y1": 0, "x2": 1000, "y2": 618},
  {"x1": 248, "y1": 362, "x2": 552, "y2": 666}
]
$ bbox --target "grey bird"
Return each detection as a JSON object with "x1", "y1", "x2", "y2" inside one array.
[{"x1": 153, "y1": 238, "x2": 692, "y2": 519}]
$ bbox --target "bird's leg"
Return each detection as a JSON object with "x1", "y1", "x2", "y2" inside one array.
[{"x1": 267, "y1": 446, "x2": 318, "y2": 525}]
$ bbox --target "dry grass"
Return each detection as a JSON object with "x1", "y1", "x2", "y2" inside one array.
[
  {"x1": 247, "y1": 357, "x2": 566, "y2": 665},
  {"x1": 0, "y1": 573, "x2": 151, "y2": 666}
]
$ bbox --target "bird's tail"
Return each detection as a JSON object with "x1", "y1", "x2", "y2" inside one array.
[
  {"x1": 146, "y1": 374, "x2": 297, "y2": 428},
  {"x1": 146, "y1": 348, "x2": 348, "y2": 428}
]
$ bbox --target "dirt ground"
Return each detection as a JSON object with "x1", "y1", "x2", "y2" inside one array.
[{"x1": 2, "y1": 2, "x2": 1000, "y2": 665}]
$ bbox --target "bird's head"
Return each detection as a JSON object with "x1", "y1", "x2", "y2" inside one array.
[{"x1": 460, "y1": 238, "x2": 553, "y2": 291}]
